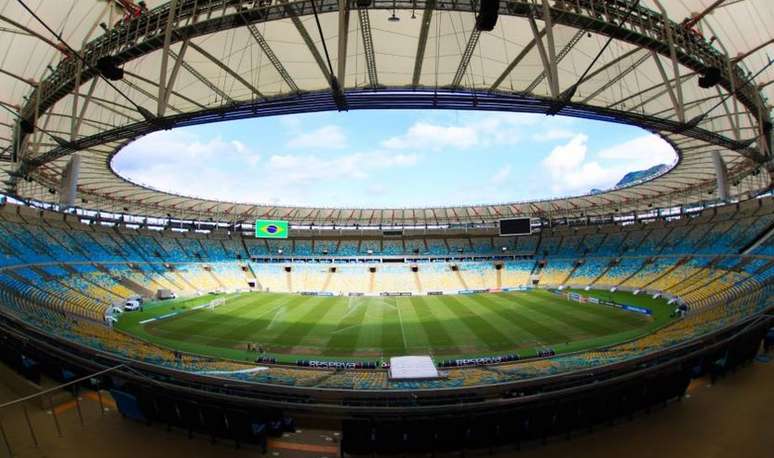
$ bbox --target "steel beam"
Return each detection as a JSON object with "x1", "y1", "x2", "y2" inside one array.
[
  {"x1": 412, "y1": 0, "x2": 435, "y2": 86},
  {"x1": 358, "y1": 7, "x2": 379, "y2": 88},
  {"x1": 243, "y1": 23, "x2": 299, "y2": 93},
  {"x1": 338, "y1": 0, "x2": 350, "y2": 86},
  {"x1": 189, "y1": 42, "x2": 265, "y2": 101},
  {"x1": 280, "y1": 0, "x2": 333, "y2": 85},
  {"x1": 451, "y1": 28, "x2": 481, "y2": 89},
  {"x1": 158, "y1": 0, "x2": 180, "y2": 116},
  {"x1": 490, "y1": 28, "x2": 546, "y2": 91},
  {"x1": 527, "y1": 11, "x2": 557, "y2": 98},
  {"x1": 167, "y1": 50, "x2": 233, "y2": 105},
  {"x1": 525, "y1": 28, "x2": 584, "y2": 95}
]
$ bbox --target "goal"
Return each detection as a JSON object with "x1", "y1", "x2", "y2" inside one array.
[{"x1": 206, "y1": 297, "x2": 226, "y2": 310}]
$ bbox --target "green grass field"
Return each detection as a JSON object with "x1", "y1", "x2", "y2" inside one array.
[{"x1": 116, "y1": 289, "x2": 675, "y2": 364}]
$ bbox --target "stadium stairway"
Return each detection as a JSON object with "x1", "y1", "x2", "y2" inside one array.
[
  {"x1": 321, "y1": 270, "x2": 333, "y2": 292},
  {"x1": 95, "y1": 263, "x2": 153, "y2": 297},
  {"x1": 670, "y1": 263, "x2": 721, "y2": 296},
  {"x1": 171, "y1": 269, "x2": 198, "y2": 292},
  {"x1": 562, "y1": 260, "x2": 581, "y2": 285},
  {"x1": 643, "y1": 256, "x2": 691, "y2": 290},
  {"x1": 741, "y1": 222, "x2": 774, "y2": 254},
  {"x1": 243, "y1": 264, "x2": 260, "y2": 289},
  {"x1": 59, "y1": 264, "x2": 120, "y2": 301},
  {"x1": 206, "y1": 268, "x2": 227, "y2": 290},
  {"x1": 615, "y1": 257, "x2": 650, "y2": 287},
  {"x1": 413, "y1": 269, "x2": 423, "y2": 292},
  {"x1": 590, "y1": 258, "x2": 616, "y2": 286},
  {"x1": 454, "y1": 268, "x2": 469, "y2": 290}
]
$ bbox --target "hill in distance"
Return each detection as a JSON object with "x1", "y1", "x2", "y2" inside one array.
[{"x1": 591, "y1": 164, "x2": 668, "y2": 194}]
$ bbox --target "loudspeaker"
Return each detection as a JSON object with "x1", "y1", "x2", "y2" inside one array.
[
  {"x1": 96, "y1": 55, "x2": 124, "y2": 81},
  {"x1": 476, "y1": 0, "x2": 499, "y2": 31},
  {"x1": 20, "y1": 118, "x2": 35, "y2": 134},
  {"x1": 698, "y1": 67, "x2": 721, "y2": 88}
]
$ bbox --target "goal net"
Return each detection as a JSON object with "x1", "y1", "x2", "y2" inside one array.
[{"x1": 206, "y1": 297, "x2": 226, "y2": 310}]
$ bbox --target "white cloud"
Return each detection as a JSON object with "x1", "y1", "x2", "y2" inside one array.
[
  {"x1": 490, "y1": 165, "x2": 512, "y2": 185},
  {"x1": 597, "y1": 134, "x2": 676, "y2": 168},
  {"x1": 540, "y1": 134, "x2": 677, "y2": 195},
  {"x1": 287, "y1": 125, "x2": 347, "y2": 149},
  {"x1": 381, "y1": 113, "x2": 573, "y2": 152},
  {"x1": 116, "y1": 130, "x2": 260, "y2": 171},
  {"x1": 532, "y1": 128, "x2": 577, "y2": 142},
  {"x1": 268, "y1": 151, "x2": 418, "y2": 185},
  {"x1": 382, "y1": 122, "x2": 479, "y2": 150}
]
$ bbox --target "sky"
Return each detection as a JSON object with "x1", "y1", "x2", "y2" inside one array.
[{"x1": 112, "y1": 110, "x2": 677, "y2": 208}]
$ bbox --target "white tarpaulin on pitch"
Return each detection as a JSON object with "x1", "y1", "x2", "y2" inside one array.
[{"x1": 389, "y1": 356, "x2": 440, "y2": 380}]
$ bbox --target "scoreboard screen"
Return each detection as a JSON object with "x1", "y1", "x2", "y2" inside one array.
[
  {"x1": 499, "y1": 218, "x2": 532, "y2": 236},
  {"x1": 255, "y1": 219, "x2": 289, "y2": 239}
]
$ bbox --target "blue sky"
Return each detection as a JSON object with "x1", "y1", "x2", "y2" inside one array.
[{"x1": 113, "y1": 110, "x2": 677, "y2": 207}]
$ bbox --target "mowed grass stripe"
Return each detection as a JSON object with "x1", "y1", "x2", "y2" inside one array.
[
  {"x1": 557, "y1": 296, "x2": 649, "y2": 328},
  {"x1": 150, "y1": 293, "x2": 276, "y2": 339},
  {"x1": 409, "y1": 296, "x2": 458, "y2": 351},
  {"x1": 421, "y1": 295, "x2": 485, "y2": 351},
  {"x1": 378, "y1": 297, "x2": 407, "y2": 355},
  {"x1": 273, "y1": 296, "x2": 342, "y2": 348},
  {"x1": 325, "y1": 297, "x2": 371, "y2": 353},
  {"x1": 516, "y1": 292, "x2": 624, "y2": 335},
  {"x1": 467, "y1": 294, "x2": 571, "y2": 346},
  {"x1": 441, "y1": 296, "x2": 514, "y2": 350},
  {"x1": 487, "y1": 293, "x2": 589, "y2": 340},
  {"x1": 208, "y1": 295, "x2": 309, "y2": 342},
  {"x1": 149, "y1": 295, "x2": 299, "y2": 346},
  {"x1": 396, "y1": 298, "x2": 432, "y2": 352},
  {"x1": 356, "y1": 298, "x2": 387, "y2": 352}
]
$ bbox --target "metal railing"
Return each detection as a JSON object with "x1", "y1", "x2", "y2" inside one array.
[{"x1": 0, "y1": 365, "x2": 124, "y2": 457}]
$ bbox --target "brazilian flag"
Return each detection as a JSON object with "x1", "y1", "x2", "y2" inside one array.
[{"x1": 255, "y1": 219, "x2": 289, "y2": 239}]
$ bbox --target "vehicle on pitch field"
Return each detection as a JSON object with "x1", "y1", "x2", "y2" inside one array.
[{"x1": 123, "y1": 300, "x2": 142, "y2": 311}]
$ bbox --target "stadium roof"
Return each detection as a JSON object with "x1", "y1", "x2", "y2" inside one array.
[{"x1": 0, "y1": 0, "x2": 772, "y2": 225}]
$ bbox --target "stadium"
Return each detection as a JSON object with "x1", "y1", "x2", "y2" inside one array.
[{"x1": 0, "y1": 0, "x2": 772, "y2": 456}]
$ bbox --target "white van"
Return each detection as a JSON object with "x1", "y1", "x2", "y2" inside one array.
[{"x1": 124, "y1": 299, "x2": 142, "y2": 311}]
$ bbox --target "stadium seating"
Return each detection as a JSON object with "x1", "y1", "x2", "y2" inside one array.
[{"x1": 0, "y1": 198, "x2": 772, "y2": 391}]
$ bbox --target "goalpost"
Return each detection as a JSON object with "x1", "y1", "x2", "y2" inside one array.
[{"x1": 206, "y1": 297, "x2": 226, "y2": 311}]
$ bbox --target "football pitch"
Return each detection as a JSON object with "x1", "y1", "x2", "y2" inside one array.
[{"x1": 116, "y1": 289, "x2": 674, "y2": 364}]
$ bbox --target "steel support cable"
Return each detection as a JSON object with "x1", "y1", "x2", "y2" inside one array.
[
  {"x1": 15, "y1": 0, "x2": 156, "y2": 122},
  {"x1": 309, "y1": 0, "x2": 347, "y2": 109},
  {"x1": 546, "y1": 0, "x2": 641, "y2": 114}
]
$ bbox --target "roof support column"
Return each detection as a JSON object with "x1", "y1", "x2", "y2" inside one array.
[
  {"x1": 541, "y1": 0, "x2": 560, "y2": 97},
  {"x1": 337, "y1": 0, "x2": 350, "y2": 86},
  {"x1": 653, "y1": 0, "x2": 685, "y2": 122},
  {"x1": 161, "y1": 40, "x2": 188, "y2": 113},
  {"x1": 412, "y1": 0, "x2": 434, "y2": 87},
  {"x1": 72, "y1": 78, "x2": 98, "y2": 141},
  {"x1": 158, "y1": 0, "x2": 179, "y2": 117},
  {"x1": 527, "y1": 10, "x2": 557, "y2": 98},
  {"x1": 651, "y1": 52, "x2": 684, "y2": 121}
]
